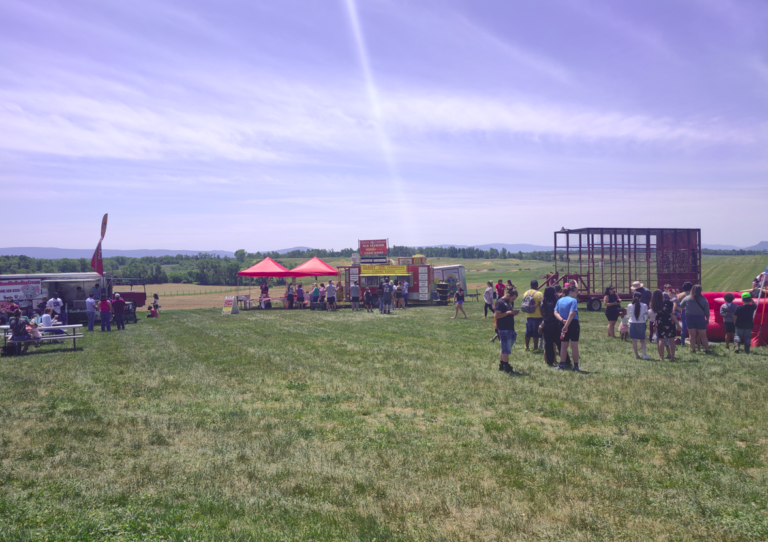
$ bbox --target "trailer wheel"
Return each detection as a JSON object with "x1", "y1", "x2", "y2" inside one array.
[{"x1": 588, "y1": 298, "x2": 602, "y2": 312}]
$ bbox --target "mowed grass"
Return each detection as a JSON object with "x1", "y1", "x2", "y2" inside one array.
[
  {"x1": 2, "y1": 304, "x2": 768, "y2": 541},
  {"x1": 702, "y1": 255, "x2": 768, "y2": 292}
]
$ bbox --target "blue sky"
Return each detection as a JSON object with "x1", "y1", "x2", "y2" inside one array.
[{"x1": 1, "y1": 0, "x2": 766, "y2": 251}]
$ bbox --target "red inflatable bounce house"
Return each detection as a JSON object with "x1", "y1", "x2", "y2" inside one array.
[{"x1": 703, "y1": 292, "x2": 768, "y2": 347}]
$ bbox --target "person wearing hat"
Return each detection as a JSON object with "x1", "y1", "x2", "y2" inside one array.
[
  {"x1": 112, "y1": 293, "x2": 127, "y2": 330},
  {"x1": 733, "y1": 292, "x2": 757, "y2": 354}
]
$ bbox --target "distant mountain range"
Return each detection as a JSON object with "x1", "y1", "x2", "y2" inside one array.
[{"x1": 2, "y1": 241, "x2": 765, "y2": 260}]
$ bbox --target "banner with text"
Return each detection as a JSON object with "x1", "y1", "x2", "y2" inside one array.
[
  {"x1": 0, "y1": 279, "x2": 43, "y2": 303},
  {"x1": 359, "y1": 239, "x2": 388, "y2": 256},
  {"x1": 360, "y1": 265, "x2": 408, "y2": 276}
]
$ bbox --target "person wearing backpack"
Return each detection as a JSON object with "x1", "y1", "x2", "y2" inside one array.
[{"x1": 521, "y1": 280, "x2": 544, "y2": 353}]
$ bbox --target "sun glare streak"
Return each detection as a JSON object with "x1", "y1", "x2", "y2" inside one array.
[{"x1": 343, "y1": 0, "x2": 415, "y2": 237}]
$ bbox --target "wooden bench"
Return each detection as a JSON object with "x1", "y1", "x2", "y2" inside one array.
[{"x1": 2, "y1": 324, "x2": 84, "y2": 352}]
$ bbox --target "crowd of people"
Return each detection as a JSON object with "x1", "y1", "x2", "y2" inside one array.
[
  {"x1": 256, "y1": 278, "x2": 410, "y2": 314},
  {"x1": 487, "y1": 277, "x2": 762, "y2": 375}
]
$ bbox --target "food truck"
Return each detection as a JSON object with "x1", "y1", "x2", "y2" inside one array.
[
  {"x1": 338, "y1": 254, "x2": 436, "y2": 303},
  {"x1": 0, "y1": 272, "x2": 112, "y2": 323}
]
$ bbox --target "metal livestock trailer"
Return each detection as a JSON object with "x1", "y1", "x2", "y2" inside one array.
[{"x1": 543, "y1": 228, "x2": 702, "y2": 311}]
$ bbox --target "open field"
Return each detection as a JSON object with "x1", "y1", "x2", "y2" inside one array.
[
  {"x1": 2, "y1": 305, "x2": 767, "y2": 540},
  {"x1": 139, "y1": 255, "x2": 768, "y2": 311},
  {"x1": 702, "y1": 255, "x2": 768, "y2": 293}
]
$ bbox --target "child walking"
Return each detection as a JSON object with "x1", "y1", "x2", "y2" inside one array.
[
  {"x1": 618, "y1": 308, "x2": 629, "y2": 341},
  {"x1": 719, "y1": 293, "x2": 737, "y2": 349}
]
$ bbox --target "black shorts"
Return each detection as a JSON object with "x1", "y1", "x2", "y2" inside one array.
[
  {"x1": 352, "y1": 296, "x2": 360, "y2": 302},
  {"x1": 327, "y1": 296, "x2": 335, "y2": 303},
  {"x1": 563, "y1": 320, "x2": 581, "y2": 342},
  {"x1": 724, "y1": 322, "x2": 735, "y2": 333}
]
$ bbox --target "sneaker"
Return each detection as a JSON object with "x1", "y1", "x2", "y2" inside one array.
[
  {"x1": 642, "y1": 355, "x2": 652, "y2": 360},
  {"x1": 532, "y1": 349, "x2": 543, "y2": 354},
  {"x1": 556, "y1": 363, "x2": 567, "y2": 370},
  {"x1": 525, "y1": 347, "x2": 530, "y2": 351},
  {"x1": 503, "y1": 363, "x2": 514, "y2": 374},
  {"x1": 635, "y1": 355, "x2": 641, "y2": 360},
  {"x1": 572, "y1": 364, "x2": 580, "y2": 372},
  {"x1": 498, "y1": 363, "x2": 506, "y2": 372}
]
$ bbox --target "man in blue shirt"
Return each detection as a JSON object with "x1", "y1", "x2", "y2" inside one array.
[{"x1": 554, "y1": 284, "x2": 580, "y2": 372}]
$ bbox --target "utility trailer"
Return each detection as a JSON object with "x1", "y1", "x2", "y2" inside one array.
[{"x1": 543, "y1": 228, "x2": 702, "y2": 311}]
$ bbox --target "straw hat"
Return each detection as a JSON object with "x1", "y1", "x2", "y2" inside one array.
[{"x1": 631, "y1": 281, "x2": 644, "y2": 289}]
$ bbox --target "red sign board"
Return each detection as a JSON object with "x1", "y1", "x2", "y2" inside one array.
[{"x1": 359, "y1": 239, "x2": 387, "y2": 256}]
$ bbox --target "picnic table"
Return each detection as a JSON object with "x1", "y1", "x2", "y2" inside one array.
[{"x1": 2, "y1": 323, "x2": 84, "y2": 352}]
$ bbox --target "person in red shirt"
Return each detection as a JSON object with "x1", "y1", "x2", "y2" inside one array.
[
  {"x1": 147, "y1": 306, "x2": 158, "y2": 318},
  {"x1": 112, "y1": 293, "x2": 127, "y2": 330},
  {"x1": 495, "y1": 280, "x2": 505, "y2": 300}
]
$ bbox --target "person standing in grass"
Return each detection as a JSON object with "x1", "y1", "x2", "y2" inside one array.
[
  {"x1": 336, "y1": 281, "x2": 344, "y2": 307},
  {"x1": 733, "y1": 292, "x2": 757, "y2": 354},
  {"x1": 483, "y1": 281, "x2": 494, "y2": 318},
  {"x1": 350, "y1": 281, "x2": 360, "y2": 311},
  {"x1": 376, "y1": 281, "x2": 384, "y2": 313},
  {"x1": 555, "y1": 284, "x2": 581, "y2": 371},
  {"x1": 651, "y1": 290, "x2": 678, "y2": 361},
  {"x1": 326, "y1": 280, "x2": 336, "y2": 311},
  {"x1": 381, "y1": 278, "x2": 393, "y2": 314},
  {"x1": 452, "y1": 287, "x2": 468, "y2": 319},
  {"x1": 676, "y1": 282, "x2": 693, "y2": 346},
  {"x1": 285, "y1": 282, "x2": 295, "y2": 309},
  {"x1": 296, "y1": 283, "x2": 305, "y2": 309},
  {"x1": 628, "y1": 292, "x2": 650, "y2": 360},
  {"x1": 402, "y1": 279, "x2": 409, "y2": 307},
  {"x1": 311, "y1": 283, "x2": 319, "y2": 304},
  {"x1": 521, "y1": 280, "x2": 544, "y2": 353},
  {"x1": 603, "y1": 285, "x2": 621, "y2": 338},
  {"x1": 112, "y1": 293, "x2": 126, "y2": 330},
  {"x1": 539, "y1": 286, "x2": 561, "y2": 367},
  {"x1": 495, "y1": 279, "x2": 505, "y2": 301},
  {"x1": 152, "y1": 293, "x2": 160, "y2": 312},
  {"x1": 618, "y1": 308, "x2": 629, "y2": 341},
  {"x1": 494, "y1": 287, "x2": 519, "y2": 374},
  {"x1": 99, "y1": 295, "x2": 112, "y2": 332},
  {"x1": 261, "y1": 281, "x2": 270, "y2": 298},
  {"x1": 719, "y1": 293, "x2": 737, "y2": 349},
  {"x1": 85, "y1": 291, "x2": 98, "y2": 332},
  {"x1": 680, "y1": 285, "x2": 711, "y2": 354},
  {"x1": 364, "y1": 287, "x2": 373, "y2": 312}
]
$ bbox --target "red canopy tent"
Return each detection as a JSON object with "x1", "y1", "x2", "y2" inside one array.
[
  {"x1": 238, "y1": 257, "x2": 290, "y2": 277},
  {"x1": 237, "y1": 257, "x2": 291, "y2": 308},
  {"x1": 287, "y1": 256, "x2": 338, "y2": 278}
]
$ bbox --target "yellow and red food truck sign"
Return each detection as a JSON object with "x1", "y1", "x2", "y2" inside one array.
[{"x1": 360, "y1": 265, "x2": 407, "y2": 275}]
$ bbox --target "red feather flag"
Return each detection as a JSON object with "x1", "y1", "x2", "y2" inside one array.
[{"x1": 91, "y1": 214, "x2": 108, "y2": 275}]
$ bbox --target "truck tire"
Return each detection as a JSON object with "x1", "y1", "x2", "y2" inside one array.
[{"x1": 588, "y1": 298, "x2": 602, "y2": 312}]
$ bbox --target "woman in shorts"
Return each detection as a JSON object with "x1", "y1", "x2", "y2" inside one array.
[
  {"x1": 679, "y1": 285, "x2": 711, "y2": 354},
  {"x1": 603, "y1": 286, "x2": 621, "y2": 338},
  {"x1": 394, "y1": 281, "x2": 404, "y2": 309},
  {"x1": 452, "y1": 287, "x2": 467, "y2": 319}
]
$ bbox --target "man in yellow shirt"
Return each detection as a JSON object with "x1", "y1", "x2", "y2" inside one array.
[{"x1": 521, "y1": 279, "x2": 544, "y2": 353}]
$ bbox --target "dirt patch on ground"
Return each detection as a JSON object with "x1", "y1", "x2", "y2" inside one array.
[{"x1": 157, "y1": 293, "x2": 234, "y2": 310}]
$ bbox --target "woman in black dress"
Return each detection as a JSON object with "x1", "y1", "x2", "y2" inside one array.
[{"x1": 603, "y1": 285, "x2": 621, "y2": 338}]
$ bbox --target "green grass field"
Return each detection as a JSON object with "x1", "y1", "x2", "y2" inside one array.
[
  {"x1": 276, "y1": 254, "x2": 768, "y2": 294},
  {"x1": 2, "y1": 304, "x2": 767, "y2": 541}
]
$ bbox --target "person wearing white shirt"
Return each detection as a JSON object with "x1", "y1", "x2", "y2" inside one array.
[
  {"x1": 628, "y1": 293, "x2": 650, "y2": 360},
  {"x1": 46, "y1": 293, "x2": 64, "y2": 323},
  {"x1": 483, "y1": 281, "x2": 495, "y2": 318}
]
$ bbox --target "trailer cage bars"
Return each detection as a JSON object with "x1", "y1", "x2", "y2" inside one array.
[{"x1": 544, "y1": 227, "x2": 702, "y2": 311}]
